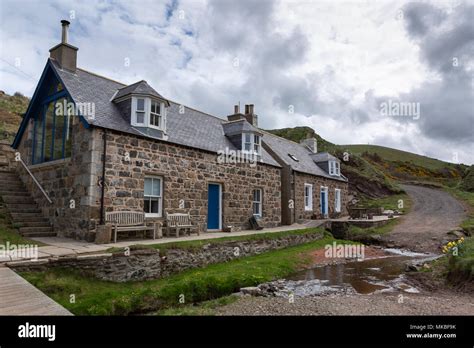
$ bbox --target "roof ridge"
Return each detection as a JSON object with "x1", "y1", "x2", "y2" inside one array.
[
  {"x1": 75, "y1": 67, "x2": 127, "y2": 86},
  {"x1": 116, "y1": 79, "x2": 147, "y2": 90},
  {"x1": 167, "y1": 99, "x2": 227, "y2": 123},
  {"x1": 259, "y1": 129, "x2": 306, "y2": 148}
]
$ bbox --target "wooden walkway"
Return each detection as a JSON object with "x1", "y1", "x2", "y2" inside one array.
[{"x1": 0, "y1": 267, "x2": 72, "y2": 315}]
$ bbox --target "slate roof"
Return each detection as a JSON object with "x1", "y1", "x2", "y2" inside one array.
[
  {"x1": 113, "y1": 80, "x2": 167, "y2": 101},
  {"x1": 222, "y1": 119, "x2": 262, "y2": 136},
  {"x1": 50, "y1": 59, "x2": 280, "y2": 167},
  {"x1": 262, "y1": 131, "x2": 347, "y2": 182},
  {"x1": 311, "y1": 152, "x2": 339, "y2": 163}
]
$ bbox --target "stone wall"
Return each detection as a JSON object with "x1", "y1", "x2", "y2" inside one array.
[
  {"x1": 15, "y1": 118, "x2": 102, "y2": 240},
  {"x1": 294, "y1": 172, "x2": 349, "y2": 221},
  {"x1": 9, "y1": 230, "x2": 324, "y2": 282},
  {"x1": 103, "y1": 131, "x2": 282, "y2": 231}
]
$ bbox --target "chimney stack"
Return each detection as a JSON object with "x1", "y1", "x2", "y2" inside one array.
[
  {"x1": 49, "y1": 20, "x2": 78, "y2": 72},
  {"x1": 300, "y1": 138, "x2": 318, "y2": 153},
  {"x1": 243, "y1": 104, "x2": 258, "y2": 127},
  {"x1": 227, "y1": 103, "x2": 259, "y2": 127}
]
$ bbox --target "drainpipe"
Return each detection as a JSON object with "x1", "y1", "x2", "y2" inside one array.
[{"x1": 99, "y1": 129, "x2": 107, "y2": 225}]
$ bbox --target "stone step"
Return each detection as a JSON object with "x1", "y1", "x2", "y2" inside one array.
[
  {"x1": 0, "y1": 181, "x2": 24, "y2": 189},
  {"x1": 14, "y1": 221, "x2": 51, "y2": 228},
  {"x1": 0, "y1": 191, "x2": 30, "y2": 197},
  {"x1": 5, "y1": 204, "x2": 39, "y2": 211},
  {"x1": 1, "y1": 196, "x2": 34, "y2": 204},
  {"x1": 20, "y1": 231, "x2": 57, "y2": 238},
  {"x1": 0, "y1": 173, "x2": 20, "y2": 180},
  {"x1": 0, "y1": 186, "x2": 28, "y2": 193},
  {"x1": 9, "y1": 208, "x2": 42, "y2": 215},
  {"x1": 10, "y1": 213, "x2": 44, "y2": 221},
  {"x1": 19, "y1": 226, "x2": 53, "y2": 234}
]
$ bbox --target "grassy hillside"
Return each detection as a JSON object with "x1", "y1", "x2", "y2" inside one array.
[
  {"x1": 0, "y1": 91, "x2": 29, "y2": 143},
  {"x1": 344, "y1": 144, "x2": 466, "y2": 185},
  {"x1": 266, "y1": 126, "x2": 336, "y2": 153},
  {"x1": 266, "y1": 127, "x2": 402, "y2": 199}
]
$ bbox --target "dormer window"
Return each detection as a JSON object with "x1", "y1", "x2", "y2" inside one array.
[
  {"x1": 135, "y1": 98, "x2": 145, "y2": 125},
  {"x1": 329, "y1": 161, "x2": 340, "y2": 176},
  {"x1": 242, "y1": 132, "x2": 261, "y2": 156},
  {"x1": 150, "y1": 100, "x2": 162, "y2": 129},
  {"x1": 131, "y1": 97, "x2": 166, "y2": 131}
]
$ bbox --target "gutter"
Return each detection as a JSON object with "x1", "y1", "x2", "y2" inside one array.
[{"x1": 99, "y1": 129, "x2": 107, "y2": 225}]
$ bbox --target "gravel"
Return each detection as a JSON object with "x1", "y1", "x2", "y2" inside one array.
[{"x1": 216, "y1": 292, "x2": 474, "y2": 316}]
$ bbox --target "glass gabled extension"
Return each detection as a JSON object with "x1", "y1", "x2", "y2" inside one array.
[{"x1": 27, "y1": 66, "x2": 75, "y2": 164}]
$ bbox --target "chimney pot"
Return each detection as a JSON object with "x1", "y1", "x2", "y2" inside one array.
[
  {"x1": 49, "y1": 20, "x2": 78, "y2": 72},
  {"x1": 245, "y1": 104, "x2": 249, "y2": 114},
  {"x1": 234, "y1": 104, "x2": 239, "y2": 114},
  {"x1": 61, "y1": 20, "x2": 70, "y2": 44},
  {"x1": 249, "y1": 104, "x2": 254, "y2": 114}
]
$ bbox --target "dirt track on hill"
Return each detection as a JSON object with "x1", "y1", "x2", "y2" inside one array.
[{"x1": 381, "y1": 184, "x2": 466, "y2": 253}]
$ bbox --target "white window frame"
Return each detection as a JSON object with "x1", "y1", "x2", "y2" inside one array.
[
  {"x1": 304, "y1": 183, "x2": 313, "y2": 211},
  {"x1": 252, "y1": 188, "x2": 263, "y2": 217},
  {"x1": 241, "y1": 132, "x2": 261, "y2": 156},
  {"x1": 335, "y1": 188, "x2": 341, "y2": 213},
  {"x1": 149, "y1": 99, "x2": 164, "y2": 130},
  {"x1": 132, "y1": 97, "x2": 146, "y2": 126},
  {"x1": 144, "y1": 176, "x2": 163, "y2": 217},
  {"x1": 329, "y1": 161, "x2": 340, "y2": 176},
  {"x1": 131, "y1": 97, "x2": 166, "y2": 131}
]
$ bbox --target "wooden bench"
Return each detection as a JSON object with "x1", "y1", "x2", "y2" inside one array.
[
  {"x1": 105, "y1": 211, "x2": 158, "y2": 243},
  {"x1": 165, "y1": 212, "x2": 199, "y2": 237}
]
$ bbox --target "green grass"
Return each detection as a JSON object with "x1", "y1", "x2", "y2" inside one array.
[
  {"x1": 356, "y1": 193, "x2": 412, "y2": 214},
  {"x1": 433, "y1": 186, "x2": 474, "y2": 284},
  {"x1": 344, "y1": 144, "x2": 460, "y2": 171},
  {"x1": 347, "y1": 218, "x2": 401, "y2": 238},
  {"x1": 154, "y1": 295, "x2": 238, "y2": 316},
  {"x1": 107, "y1": 227, "x2": 325, "y2": 254},
  {"x1": 22, "y1": 235, "x2": 353, "y2": 315},
  {"x1": 444, "y1": 187, "x2": 474, "y2": 233},
  {"x1": 0, "y1": 209, "x2": 43, "y2": 246}
]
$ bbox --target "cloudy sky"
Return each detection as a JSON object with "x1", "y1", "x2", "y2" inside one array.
[{"x1": 0, "y1": 0, "x2": 473, "y2": 164}]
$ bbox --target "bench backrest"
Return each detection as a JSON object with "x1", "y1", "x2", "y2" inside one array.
[
  {"x1": 166, "y1": 213, "x2": 192, "y2": 227},
  {"x1": 105, "y1": 211, "x2": 145, "y2": 226}
]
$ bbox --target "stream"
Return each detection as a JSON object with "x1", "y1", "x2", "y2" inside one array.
[{"x1": 243, "y1": 249, "x2": 441, "y2": 298}]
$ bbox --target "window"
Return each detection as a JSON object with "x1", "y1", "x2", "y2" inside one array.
[
  {"x1": 335, "y1": 188, "x2": 341, "y2": 213},
  {"x1": 252, "y1": 189, "x2": 262, "y2": 217},
  {"x1": 32, "y1": 97, "x2": 73, "y2": 164},
  {"x1": 144, "y1": 177, "x2": 163, "y2": 217},
  {"x1": 244, "y1": 133, "x2": 252, "y2": 152},
  {"x1": 150, "y1": 100, "x2": 162, "y2": 128},
  {"x1": 304, "y1": 183, "x2": 313, "y2": 211},
  {"x1": 132, "y1": 97, "x2": 166, "y2": 130},
  {"x1": 329, "y1": 161, "x2": 340, "y2": 176},
  {"x1": 135, "y1": 98, "x2": 145, "y2": 125},
  {"x1": 253, "y1": 135, "x2": 261, "y2": 154},
  {"x1": 242, "y1": 132, "x2": 261, "y2": 155},
  {"x1": 288, "y1": 153, "x2": 299, "y2": 162}
]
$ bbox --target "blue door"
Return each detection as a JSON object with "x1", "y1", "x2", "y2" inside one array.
[
  {"x1": 320, "y1": 190, "x2": 327, "y2": 216},
  {"x1": 207, "y1": 184, "x2": 221, "y2": 229}
]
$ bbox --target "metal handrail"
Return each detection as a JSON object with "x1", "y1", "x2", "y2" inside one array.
[{"x1": 17, "y1": 157, "x2": 52, "y2": 204}]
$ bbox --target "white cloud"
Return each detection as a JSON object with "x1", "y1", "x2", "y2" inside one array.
[{"x1": 0, "y1": 0, "x2": 471, "y2": 164}]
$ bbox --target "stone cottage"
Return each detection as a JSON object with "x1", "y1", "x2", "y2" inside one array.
[{"x1": 8, "y1": 21, "x2": 348, "y2": 241}]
